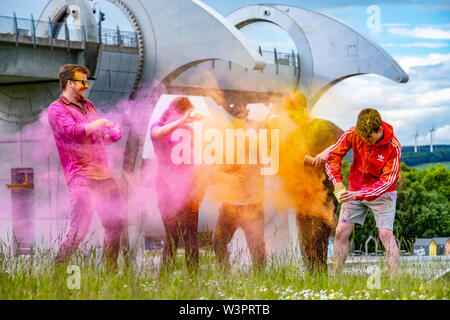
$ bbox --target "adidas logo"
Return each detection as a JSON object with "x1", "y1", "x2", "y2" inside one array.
[{"x1": 377, "y1": 154, "x2": 384, "y2": 162}]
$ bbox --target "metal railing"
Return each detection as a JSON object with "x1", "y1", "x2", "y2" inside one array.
[
  {"x1": 0, "y1": 14, "x2": 138, "y2": 48},
  {"x1": 259, "y1": 48, "x2": 299, "y2": 67},
  {"x1": 258, "y1": 47, "x2": 300, "y2": 75},
  {"x1": 101, "y1": 26, "x2": 138, "y2": 47},
  {"x1": 0, "y1": 15, "x2": 32, "y2": 35}
]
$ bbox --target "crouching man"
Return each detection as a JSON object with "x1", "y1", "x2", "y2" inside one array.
[{"x1": 325, "y1": 108, "x2": 401, "y2": 277}]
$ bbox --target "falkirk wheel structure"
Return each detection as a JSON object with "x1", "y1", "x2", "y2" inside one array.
[{"x1": 0, "y1": 0, "x2": 408, "y2": 263}]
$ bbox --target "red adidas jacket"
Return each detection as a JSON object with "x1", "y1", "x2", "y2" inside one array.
[{"x1": 325, "y1": 121, "x2": 402, "y2": 201}]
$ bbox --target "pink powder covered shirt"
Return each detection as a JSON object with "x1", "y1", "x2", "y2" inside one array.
[
  {"x1": 48, "y1": 95, "x2": 113, "y2": 184},
  {"x1": 151, "y1": 121, "x2": 198, "y2": 212}
]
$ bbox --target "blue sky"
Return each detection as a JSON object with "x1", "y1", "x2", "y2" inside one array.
[{"x1": 1, "y1": 0, "x2": 449, "y2": 146}]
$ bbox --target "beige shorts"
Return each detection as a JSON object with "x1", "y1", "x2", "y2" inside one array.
[{"x1": 338, "y1": 191, "x2": 397, "y2": 231}]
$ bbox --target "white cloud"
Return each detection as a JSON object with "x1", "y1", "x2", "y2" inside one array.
[
  {"x1": 434, "y1": 124, "x2": 450, "y2": 143},
  {"x1": 388, "y1": 26, "x2": 450, "y2": 39},
  {"x1": 311, "y1": 53, "x2": 450, "y2": 146},
  {"x1": 382, "y1": 42, "x2": 448, "y2": 48},
  {"x1": 382, "y1": 23, "x2": 410, "y2": 28},
  {"x1": 416, "y1": 124, "x2": 450, "y2": 146},
  {"x1": 381, "y1": 106, "x2": 448, "y2": 136},
  {"x1": 416, "y1": 88, "x2": 450, "y2": 106},
  {"x1": 397, "y1": 53, "x2": 450, "y2": 73}
]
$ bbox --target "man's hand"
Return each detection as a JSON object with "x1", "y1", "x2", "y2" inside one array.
[
  {"x1": 180, "y1": 109, "x2": 195, "y2": 124},
  {"x1": 266, "y1": 113, "x2": 280, "y2": 128},
  {"x1": 84, "y1": 118, "x2": 116, "y2": 137},
  {"x1": 334, "y1": 182, "x2": 345, "y2": 191},
  {"x1": 103, "y1": 126, "x2": 123, "y2": 144},
  {"x1": 93, "y1": 118, "x2": 115, "y2": 129},
  {"x1": 312, "y1": 146, "x2": 332, "y2": 168},
  {"x1": 312, "y1": 150, "x2": 327, "y2": 167},
  {"x1": 339, "y1": 190, "x2": 362, "y2": 203},
  {"x1": 116, "y1": 126, "x2": 123, "y2": 137}
]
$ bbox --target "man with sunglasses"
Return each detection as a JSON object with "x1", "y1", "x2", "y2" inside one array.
[{"x1": 48, "y1": 64, "x2": 124, "y2": 267}]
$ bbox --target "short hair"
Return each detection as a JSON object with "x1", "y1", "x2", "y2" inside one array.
[
  {"x1": 356, "y1": 108, "x2": 382, "y2": 139},
  {"x1": 59, "y1": 64, "x2": 89, "y2": 91},
  {"x1": 159, "y1": 96, "x2": 193, "y2": 123},
  {"x1": 283, "y1": 92, "x2": 307, "y2": 110},
  {"x1": 169, "y1": 96, "x2": 193, "y2": 113}
]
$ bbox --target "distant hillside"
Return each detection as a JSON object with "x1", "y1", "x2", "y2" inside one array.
[
  {"x1": 401, "y1": 149, "x2": 450, "y2": 166},
  {"x1": 342, "y1": 145, "x2": 450, "y2": 166},
  {"x1": 402, "y1": 144, "x2": 450, "y2": 153}
]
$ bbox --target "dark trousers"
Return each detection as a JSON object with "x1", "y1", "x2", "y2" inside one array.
[
  {"x1": 158, "y1": 198, "x2": 201, "y2": 269},
  {"x1": 296, "y1": 214, "x2": 332, "y2": 273},
  {"x1": 212, "y1": 203, "x2": 265, "y2": 268},
  {"x1": 296, "y1": 176, "x2": 337, "y2": 273}
]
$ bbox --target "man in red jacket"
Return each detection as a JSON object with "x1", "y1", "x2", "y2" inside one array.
[{"x1": 325, "y1": 108, "x2": 402, "y2": 277}]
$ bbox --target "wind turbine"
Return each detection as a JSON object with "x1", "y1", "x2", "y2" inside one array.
[
  {"x1": 414, "y1": 129, "x2": 418, "y2": 153},
  {"x1": 429, "y1": 123, "x2": 435, "y2": 153}
]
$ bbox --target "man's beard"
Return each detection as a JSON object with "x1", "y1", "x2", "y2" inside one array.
[{"x1": 78, "y1": 89, "x2": 86, "y2": 100}]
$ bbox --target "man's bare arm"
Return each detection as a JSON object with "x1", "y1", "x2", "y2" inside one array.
[
  {"x1": 312, "y1": 145, "x2": 333, "y2": 167},
  {"x1": 151, "y1": 110, "x2": 194, "y2": 138}
]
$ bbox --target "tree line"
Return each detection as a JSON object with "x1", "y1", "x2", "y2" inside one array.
[{"x1": 401, "y1": 149, "x2": 450, "y2": 166}]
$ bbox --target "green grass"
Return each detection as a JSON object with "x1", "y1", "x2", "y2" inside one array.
[
  {"x1": 412, "y1": 161, "x2": 450, "y2": 170},
  {"x1": 0, "y1": 246, "x2": 448, "y2": 300}
]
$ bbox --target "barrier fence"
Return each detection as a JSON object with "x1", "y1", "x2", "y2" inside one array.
[
  {"x1": 1, "y1": 14, "x2": 300, "y2": 74},
  {"x1": 0, "y1": 14, "x2": 138, "y2": 47}
]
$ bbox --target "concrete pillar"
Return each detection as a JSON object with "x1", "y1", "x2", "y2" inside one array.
[{"x1": 7, "y1": 168, "x2": 35, "y2": 255}]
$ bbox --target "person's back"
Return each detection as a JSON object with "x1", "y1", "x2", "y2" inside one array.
[
  {"x1": 151, "y1": 114, "x2": 197, "y2": 213},
  {"x1": 212, "y1": 105, "x2": 266, "y2": 268},
  {"x1": 150, "y1": 96, "x2": 205, "y2": 269},
  {"x1": 216, "y1": 118, "x2": 264, "y2": 205},
  {"x1": 274, "y1": 92, "x2": 342, "y2": 272}
]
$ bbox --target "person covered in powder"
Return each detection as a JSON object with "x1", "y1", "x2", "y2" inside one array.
[
  {"x1": 272, "y1": 92, "x2": 343, "y2": 273},
  {"x1": 211, "y1": 103, "x2": 266, "y2": 270},
  {"x1": 325, "y1": 108, "x2": 401, "y2": 277},
  {"x1": 278, "y1": 92, "x2": 342, "y2": 167},
  {"x1": 150, "y1": 96, "x2": 205, "y2": 270},
  {"x1": 48, "y1": 64, "x2": 124, "y2": 266}
]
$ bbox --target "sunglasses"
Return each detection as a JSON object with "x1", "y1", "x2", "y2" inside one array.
[{"x1": 71, "y1": 79, "x2": 88, "y2": 86}]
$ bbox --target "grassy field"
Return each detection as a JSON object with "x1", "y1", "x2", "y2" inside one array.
[
  {"x1": 412, "y1": 161, "x2": 450, "y2": 170},
  {"x1": 0, "y1": 247, "x2": 448, "y2": 300}
]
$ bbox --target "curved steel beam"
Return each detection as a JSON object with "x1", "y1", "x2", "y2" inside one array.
[
  {"x1": 227, "y1": 4, "x2": 408, "y2": 108},
  {"x1": 116, "y1": 0, "x2": 265, "y2": 88},
  {"x1": 38, "y1": 0, "x2": 266, "y2": 97},
  {"x1": 227, "y1": 5, "x2": 313, "y2": 98},
  {"x1": 107, "y1": 0, "x2": 145, "y2": 98}
]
